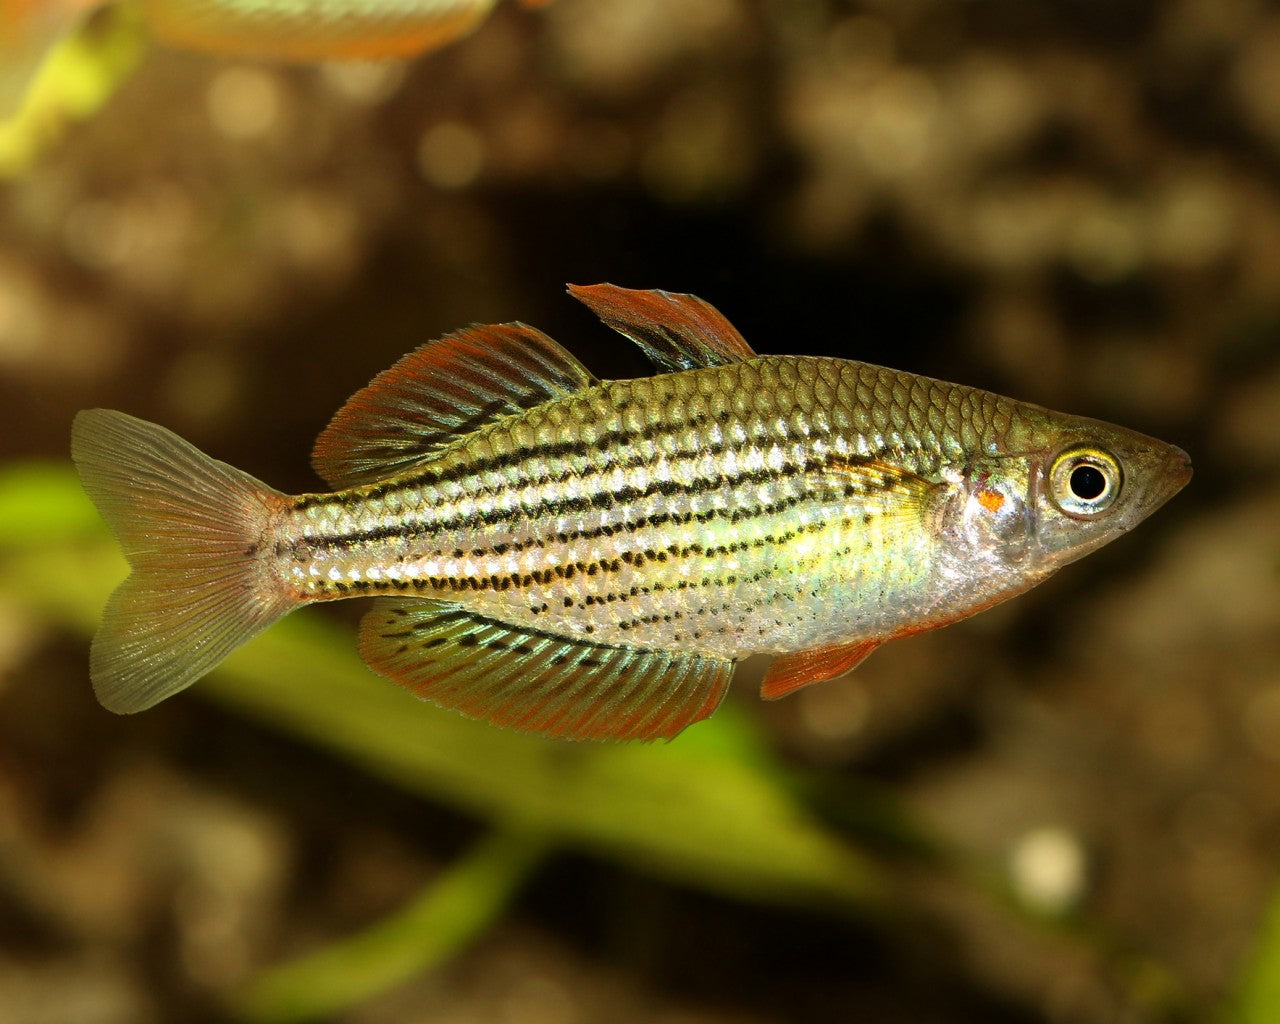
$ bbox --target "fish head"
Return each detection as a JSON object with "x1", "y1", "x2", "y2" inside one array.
[
  {"x1": 1023, "y1": 414, "x2": 1192, "y2": 569},
  {"x1": 952, "y1": 410, "x2": 1192, "y2": 579}
]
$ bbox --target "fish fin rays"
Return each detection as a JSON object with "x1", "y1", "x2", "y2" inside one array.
[
  {"x1": 312, "y1": 323, "x2": 597, "y2": 488},
  {"x1": 754, "y1": 458, "x2": 938, "y2": 700},
  {"x1": 569, "y1": 283, "x2": 757, "y2": 371},
  {"x1": 358, "y1": 599, "x2": 733, "y2": 741},
  {"x1": 313, "y1": 286, "x2": 757, "y2": 488},
  {"x1": 760, "y1": 639, "x2": 880, "y2": 699},
  {"x1": 807, "y1": 458, "x2": 941, "y2": 524},
  {"x1": 70, "y1": 409, "x2": 293, "y2": 713}
]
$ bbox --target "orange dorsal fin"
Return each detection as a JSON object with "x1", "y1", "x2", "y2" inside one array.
[
  {"x1": 569, "y1": 283, "x2": 757, "y2": 371},
  {"x1": 311, "y1": 322, "x2": 596, "y2": 488},
  {"x1": 359, "y1": 599, "x2": 734, "y2": 742},
  {"x1": 760, "y1": 639, "x2": 880, "y2": 700}
]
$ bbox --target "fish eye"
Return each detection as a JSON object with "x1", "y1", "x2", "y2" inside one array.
[{"x1": 1048, "y1": 447, "x2": 1122, "y2": 517}]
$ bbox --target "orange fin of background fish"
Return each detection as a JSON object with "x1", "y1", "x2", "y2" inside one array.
[
  {"x1": 312, "y1": 322, "x2": 596, "y2": 489},
  {"x1": 359, "y1": 599, "x2": 734, "y2": 741},
  {"x1": 141, "y1": 0, "x2": 500, "y2": 62},
  {"x1": 569, "y1": 283, "x2": 758, "y2": 371},
  {"x1": 760, "y1": 639, "x2": 880, "y2": 699},
  {"x1": 70, "y1": 409, "x2": 294, "y2": 714}
]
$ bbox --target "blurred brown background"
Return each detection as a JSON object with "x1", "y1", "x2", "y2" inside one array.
[{"x1": 0, "y1": 0, "x2": 1277, "y2": 1021}]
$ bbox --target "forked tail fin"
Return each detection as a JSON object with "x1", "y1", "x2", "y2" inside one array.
[{"x1": 70, "y1": 409, "x2": 294, "y2": 713}]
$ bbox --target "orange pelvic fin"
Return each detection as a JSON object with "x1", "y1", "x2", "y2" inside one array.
[{"x1": 760, "y1": 639, "x2": 880, "y2": 700}]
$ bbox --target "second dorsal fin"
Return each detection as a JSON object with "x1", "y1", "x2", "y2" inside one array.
[
  {"x1": 312, "y1": 323, "x2": 597, "y2": 488},
  {"x1": 569, "y1": 283, "x2": 757, "y2": 371}
]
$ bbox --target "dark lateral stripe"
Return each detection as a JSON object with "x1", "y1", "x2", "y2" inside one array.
[
  {"x1": 315, "y1": 515, "x2": 850, "y2": 607},
  {"x1": 306, "y1": 448, "x2": 757, "y2": 545},
  {"x1": 291, "y1": 371, "x2": 900, "y2": 513},
  {"x1": 465, "y1": 487, "x2": 838, "y2": 561},
  {"x1": 298, "y1": 426, "x2": 745, "y2": 519},
  {"x1": 433, "y1": 435, "x2": 929, "y2": 538},
  {"x1": 475, "y1": 480, "x2": 873, "y2": 571},
  {"x1": 397, "y1": 402, "x2": 944, "y2": 510},
  {"x1": 296, "y1": 401, "x2": 755, "y2": 510},
  {"x1": 308, "y1": 520, "x2": 830, "y2": 602},
  {"x1": 308, "y1": 446, "x2": 909, "y2": 552}
]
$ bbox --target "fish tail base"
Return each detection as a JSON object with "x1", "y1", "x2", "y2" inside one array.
[{"x1": 71, "y1": 409, "x2": 293, "y2": 713}]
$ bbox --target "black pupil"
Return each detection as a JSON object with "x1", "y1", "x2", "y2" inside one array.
[{"x1": 1070, "y1": 464, "x2": 1107, "y2": 500}]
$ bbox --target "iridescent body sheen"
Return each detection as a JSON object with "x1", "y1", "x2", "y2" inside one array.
[
  {"x1": 286, "y1": 358, "x2": 1014, "y2": 655},
  {"x1": 71, "y1": 285, "x2": 1192, "y2": 741}
]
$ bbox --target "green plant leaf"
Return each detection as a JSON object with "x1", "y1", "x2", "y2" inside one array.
[
  {"x1": 1226, "y1": 877, "x2": 1280, "y2": 1024},
  {"x1": 240, "y1": 824, "x2": 552, "y2": 1023}
]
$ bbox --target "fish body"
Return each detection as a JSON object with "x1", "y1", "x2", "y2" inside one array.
[
  {"x1": 1, "y1": 0, "x2": 547, "y2": 115},
  {"x1": 71, "y1": 285, "x2": 1192, "y2": 741},
  {"x1": 139, "y1": 0, "x2": 517, "y2": 61},
  {"x1": 289, "y1": 359, "x2": 1021, "y2": 657}
]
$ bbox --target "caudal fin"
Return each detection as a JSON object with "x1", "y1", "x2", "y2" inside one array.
[{"x1": 70, "y1": 409, "x2": 293, "y2": 713}]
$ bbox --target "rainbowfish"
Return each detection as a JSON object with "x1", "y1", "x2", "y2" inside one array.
[
  {"x1": 71, "y1": 285, "x2": 1192, "y2": 741},
  {"x1": 1, "y1": 0, "x2": 549, "y2": 114}
]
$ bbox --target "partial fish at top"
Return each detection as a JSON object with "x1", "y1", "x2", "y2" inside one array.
[
  {"x1": 71, "y1": 285, "x2": 1192, "y2": 742},
  {"x1": 0, "y1": 0, "x2": 550, "y2": 115}
]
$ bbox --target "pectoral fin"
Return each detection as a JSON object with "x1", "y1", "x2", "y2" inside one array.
[
  {"x1": 810, "y1": 458, "x2": 941, "y2": 521},
  {"x1": 760, "y1": 639, "x2": 880, "y2": 700},
  {"x1": 359, "y1": 599, "x2": 733, "y2": 742}
]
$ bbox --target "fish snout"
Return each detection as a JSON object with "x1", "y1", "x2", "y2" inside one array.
[{"x1": 1166, "y1": 446, "x2": 1193, "y2": 489}]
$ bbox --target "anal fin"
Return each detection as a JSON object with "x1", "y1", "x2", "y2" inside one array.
[
  {"x1": 760, "y1": 639, "x2": 880, "y2": 700},
  {"x1": 359, "y1": 599, "x2": 733, "y2": 742}
]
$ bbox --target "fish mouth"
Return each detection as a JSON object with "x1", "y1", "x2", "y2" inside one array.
[
  {"x1": 1166, "y1": 446, "x2": 1193, "y2": 489},
  {"x1": 1138, "y1": 444, "x2": 1192, "y2": 514}
]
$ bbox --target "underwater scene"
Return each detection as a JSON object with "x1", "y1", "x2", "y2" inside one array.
[{"x1": 0, "y1": 2, "x2": 1276, "y2": 1022}]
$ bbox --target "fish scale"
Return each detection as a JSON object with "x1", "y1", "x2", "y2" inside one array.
[
  {"x1": 277, "y1": 357, "x2": 1020, "y2": 658},
  {"x1": 71, "y1": 284, "x2": 1191, "y2": 741}
]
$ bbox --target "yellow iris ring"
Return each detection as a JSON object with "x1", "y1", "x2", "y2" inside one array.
[{"x1": 1048, "y1": 446, "x2": 1123, "y2": 517}]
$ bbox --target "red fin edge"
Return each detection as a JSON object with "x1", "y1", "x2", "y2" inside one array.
[
  {"x1": 312, "y1": 323, "x2": 595, "y2": 488},
  {"x1": 760, "y1": 639, "x2": 880, "y2": 700},
  {"x1": 568, "y1": 283, "x2": 757, "y2": 370}
]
